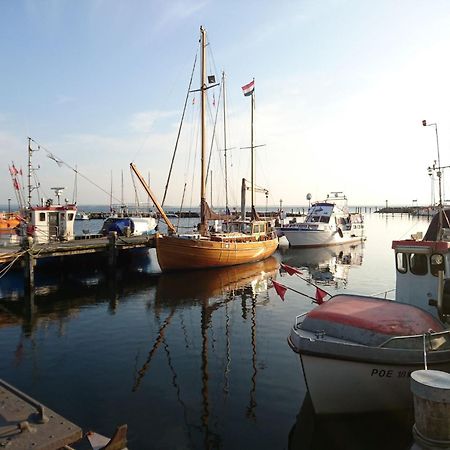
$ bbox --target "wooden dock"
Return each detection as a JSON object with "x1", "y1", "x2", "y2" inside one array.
[{"x1": 0, "y1": 233, "x2": 159, "y2": 296}]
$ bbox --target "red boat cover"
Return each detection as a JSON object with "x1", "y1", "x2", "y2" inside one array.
[{"x1": 307, "y1": 295, "x2": 444, "y2": 336}]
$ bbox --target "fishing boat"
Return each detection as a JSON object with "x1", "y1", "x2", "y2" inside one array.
[
  {"x1": 288, "y1": 294, "x2": 450, "y2": 415},
  {"x1": 75, "y1": 212, "x2": 89, "y2": 220},
  {"x1": 0, "y1": 213, "x2": 21, "y2": 245},
  {"x1": 131, "y1": 26, "x2": 278, "y2": 271},
  {"x1": 279, "y1": 192, "x2": 364, "y2": 248}
]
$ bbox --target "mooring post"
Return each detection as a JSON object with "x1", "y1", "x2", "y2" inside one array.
[
  {"x1": 108, "y1": 231, "x2": 118, "y2": 269},
  {"x1": 22, "y1": 236, "x2": 35, "y2": 301},
  {"x1": 410, "y1": 370, "x2": 450, "y2": 449}
]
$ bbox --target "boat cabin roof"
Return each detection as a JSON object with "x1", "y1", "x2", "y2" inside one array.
[{"x1": 303, "y1": 294, "x2": 444, "y2": 346}]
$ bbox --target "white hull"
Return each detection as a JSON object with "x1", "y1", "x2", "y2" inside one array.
[
  {"x1": 299, "y1": 354, "x2": 450, "y2": 414},
  {"x1": 282, "y1": 228, "x2": 364, "y2": 248}
]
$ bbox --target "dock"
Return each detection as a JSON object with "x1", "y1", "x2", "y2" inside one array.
[
  {"x1": 0, "y1": 233, "x2": 159, "y2": 296},
  {"x1": 0, "y1": 378, "x2": 82, "y2": 449}
]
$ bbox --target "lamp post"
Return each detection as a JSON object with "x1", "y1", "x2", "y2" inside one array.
[
  {"x1": 8, "y1": 198, "x2": 11, "y2": 214},
  {"x1": 423, "y1": 119, "x2": 443, "y2": 238}
]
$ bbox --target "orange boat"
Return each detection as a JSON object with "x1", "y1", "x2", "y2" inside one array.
[
  {"x1": 0, "y1": 213, "x2": 21, "y2": 235},
  {"x1": 131, "y1": 26, "x2": 278, "y2": 272}
]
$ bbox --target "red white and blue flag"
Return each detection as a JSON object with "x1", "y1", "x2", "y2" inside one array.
[{"x1": 241, "y1": 80, "x2": 255, "y2": 96}]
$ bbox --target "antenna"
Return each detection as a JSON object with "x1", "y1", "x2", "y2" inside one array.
[{"x1": 51, "y1": 187, "x2": 65, "y2": 205}]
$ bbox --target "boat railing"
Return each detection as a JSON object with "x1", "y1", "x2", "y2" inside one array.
[
  {"x1": 294, "y1": 312, "x2": 310, "y2": 329},
  {"x1": 379, "y1": 329, "x2": 450, "y2": 350}
]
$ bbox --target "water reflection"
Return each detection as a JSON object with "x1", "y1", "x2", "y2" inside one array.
[
  {"x1": 278, "y1": 243, "x2": 364, "y2": 287},
  {"x1": 288, "y1": 393, "x2": 414, "y2": 450}
]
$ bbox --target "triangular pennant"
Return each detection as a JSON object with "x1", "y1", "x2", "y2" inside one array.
[
  {"x1": 280, "y1": 263, "x2": 303, "y2": 276},
  {"x1": 315, "y1": 287, "x2": 328, "y2": 305},
  {"x1": 272, "y1": 280, "x2": 287, "y2": 301}
]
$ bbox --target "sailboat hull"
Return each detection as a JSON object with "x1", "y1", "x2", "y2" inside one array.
[{"x1": 156, "y1": 234, "x2": 279, "y2": 271}]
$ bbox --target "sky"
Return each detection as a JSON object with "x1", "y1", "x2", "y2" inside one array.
[{"x1": 2, "y1": 0, "x2": 450, "y2": 209}]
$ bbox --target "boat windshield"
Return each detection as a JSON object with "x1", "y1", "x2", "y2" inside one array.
[{"x1": 307, "y1": 215, "x2": 330, "y2": 223}]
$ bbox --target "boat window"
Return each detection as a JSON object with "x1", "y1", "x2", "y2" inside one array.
[
  {"x1": 39, "y1": 212, "x2": 45, "y2": 221},
  {"x1": 409, "y1": 253, "x2": 428, "y2": 275},
  {"x1": 396, "y1": 252, "x2": 407, "y2": 273},
  {"x1": 68, "y1": 213, "x2": 74, "y2": 221},
  {"x1": 320, "y1": 216, "x2": 330, "y2": 223},
  {"x1": 242, "y1": 223, "x2": 252, "y2": 234},
  {"x1": 253, "y1": 224, "x2": 260, "y2": 233},
  {"x1": 430, "y1": 253, "x2": 445, "y2": 277}
]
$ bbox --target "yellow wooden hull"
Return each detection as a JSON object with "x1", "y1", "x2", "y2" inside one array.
[{"x1": 156, "y1": 234, "x2": 279, "y2": 271}]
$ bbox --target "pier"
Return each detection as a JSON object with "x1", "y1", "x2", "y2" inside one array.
[{"x1": 0, "y1": 233, "x2": 158, "y2": 295}]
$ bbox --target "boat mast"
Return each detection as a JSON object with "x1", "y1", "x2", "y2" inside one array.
[
  {"x1": 223, "y1": 71, "x2": 229, "y2": 213},
  {"x1": 250, "y1": 79, "x2": 255, "y2": 220},
  {"x1": 199, "y1": 26, "x2": 207, "y2": 235},
  {"x1": 27, "y1": 137, "x2": 32, "y2": 208}
]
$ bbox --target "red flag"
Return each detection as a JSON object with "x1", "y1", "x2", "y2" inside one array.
[
  {"x1": 13, "y1": 179, "x2": 20, "y2": 191},
  {"x1": 272, "y1": 280, "x2": 287, "y2": 301},
  {"x1": 315, "y1": 287, "x2": 328, "y2": 305},
  {"x1": 9, "y1": 165, "x2": 18, "y2": 176},
  {"x1": 280, "y1": 263, "x2": 303, "y2": 276}
]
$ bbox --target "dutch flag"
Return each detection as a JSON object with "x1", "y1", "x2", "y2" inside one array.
[{"x1": 241, "y1": 79, "x2": 255, "y2": 96}]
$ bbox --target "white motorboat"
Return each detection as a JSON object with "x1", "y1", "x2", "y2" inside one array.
[
  {"x1": 279, "y1": 192, "x2": 364, "y2": 248},
  {"x1": 288, "y1": 294, "x2": 450, "y2": 415}
]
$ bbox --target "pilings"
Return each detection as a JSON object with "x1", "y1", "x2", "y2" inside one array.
[{"x1": 410, "y1": 370, "x2": 450, "y2": 449}]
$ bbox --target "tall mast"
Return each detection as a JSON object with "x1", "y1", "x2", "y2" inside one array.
[
  {"x1": 250, "y1": 79, "x2": 255, "y2": 219},
  {"x1": 199, "y1": 25, "x2": 207, "y2": 234},
  {"x1": 27, "y1": 137, "x2": 32, "y2": 208},
  {"x1": 223, "y1": 71, "x2": 229, "y2": 213}
]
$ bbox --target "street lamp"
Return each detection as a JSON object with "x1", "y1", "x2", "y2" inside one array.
[
  {"x1": 7, "y1": 198, "x2": 11, "y2": 214},
  {"x1": 423, "y1": 119, "x2": 444, "y2": 238}
]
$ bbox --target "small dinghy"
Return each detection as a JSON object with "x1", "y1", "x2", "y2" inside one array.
[{"x1": 288, "y1": 294, "x2": 450, "y2": 415}]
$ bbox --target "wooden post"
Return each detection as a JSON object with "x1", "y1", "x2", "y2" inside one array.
[
  {"x1": 108, "y1": 231, "x2": 118, "y2": 269},
  {"x1": 22, "y1": 236, "x2": 35, "y2": 301}
]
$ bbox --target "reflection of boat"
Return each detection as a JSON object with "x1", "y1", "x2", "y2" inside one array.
[
  {"x1": 156, "y1": 256, "x2": 279, "y2": 302},
  {"x1": 279, "y1": 192, "x2": 364, "y2": 248},
  {"x1": 288, "y1": 392, "x2": 414, "y2": 450},
  {"x1": 280, "y1": 243, "x2": 363, "y2": 286},
  {"x1": 132, "y1": 26, "x2": 278, "y2": 272}
]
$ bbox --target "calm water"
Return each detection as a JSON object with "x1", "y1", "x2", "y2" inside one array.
[{"x1": 0, "y1": 213, "x2": 433, "y2": 449}]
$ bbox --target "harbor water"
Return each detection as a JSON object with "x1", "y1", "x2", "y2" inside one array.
[{"x1": 0, "y1": 213, "x2": 433, "y2": 449}]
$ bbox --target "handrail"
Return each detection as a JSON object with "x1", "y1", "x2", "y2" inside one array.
[{"x1": 379, "y1": 329, "x2": 450, "y2": 349}]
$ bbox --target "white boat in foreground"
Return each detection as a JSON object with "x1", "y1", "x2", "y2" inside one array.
[
  {"x1": 279, "y1": 192, "x2": 364, "y2": 247},
  {"x1": 288, "y1": 294, "x2": 450, "y2": 415},
  {"x1": 100, "y1": 216, "x2": 157, "y2": 237}
]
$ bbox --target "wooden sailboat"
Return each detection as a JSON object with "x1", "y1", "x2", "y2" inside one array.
[{"x1": 132, "y1": 26, "x2": 278, "y2": 271}]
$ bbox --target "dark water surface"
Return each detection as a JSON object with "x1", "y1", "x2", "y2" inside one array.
[{"x1": 0, "y1": 213, "x2": 432, "y2": 449}]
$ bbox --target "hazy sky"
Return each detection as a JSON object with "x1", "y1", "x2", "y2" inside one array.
[{"x1": 2, "y1": 0, "x2": 450, "y2": 209}]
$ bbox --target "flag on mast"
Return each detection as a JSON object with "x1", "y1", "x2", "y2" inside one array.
[{"x1": 241, "y1": 80, "x2": 255, "y2": 96}]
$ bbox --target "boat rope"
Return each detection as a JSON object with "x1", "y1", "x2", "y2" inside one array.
[
  {"x1": 28, "y1": 138, "x2": 124, "y2": 205},
  {"x1": 161, "y1": 50, "x2": 199, "y2": 207},
  {"x1": 370, "y1": 288, "x2": 395, "y2": 298}
]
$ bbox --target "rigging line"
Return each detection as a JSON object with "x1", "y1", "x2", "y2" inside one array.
[
  {"x1": 205, "y1": 81, "x2": 222, "y2": 187},
  {"x1": 162, "y1": 50, "x2": 199, "y2": 207},
  {"x1": 28, "y1": 138, "x2": 123, "y2": 205}
]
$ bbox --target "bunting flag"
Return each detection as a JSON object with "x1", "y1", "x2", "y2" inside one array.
[
  {"x1": 47, "y1": 153, "x2": 63, "y2": 167},
  {"x1": 280, "y1": 263, "x2": 303, "y2": 276},
  {"x1": 212, "y1": 93, "x2": 215, "y2": 107},
  {"x1": 9, "y1": 165, "x2": 18, "y2": 176},
  {"x1": 272, "y1": 280, "x2": 287, "y2": 301},
  {"x1": 241, "y1": 80, "x2": 255, "y2": 96},
  {"x1": 315, "y1": 287, "x2": 328, "y2": 305}
]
